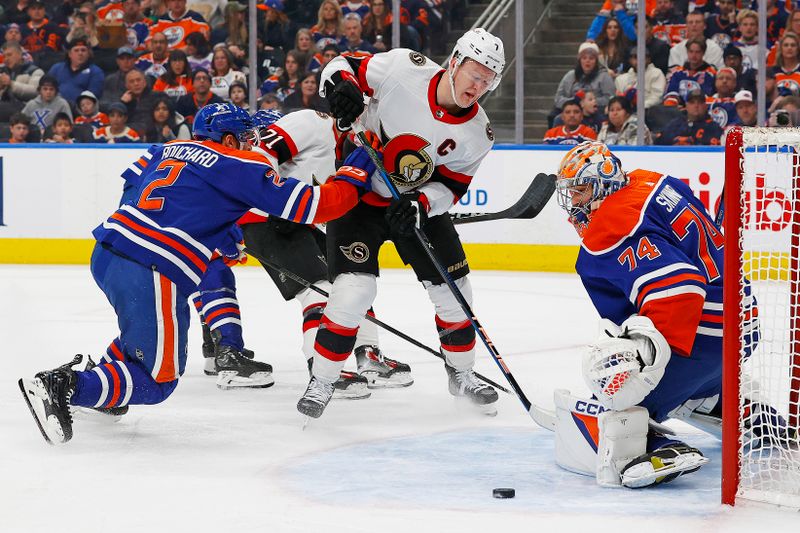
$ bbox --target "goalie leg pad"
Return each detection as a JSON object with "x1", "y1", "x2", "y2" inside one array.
[
  {"x1": 554, "y1": 389, "x2": 606, "y2": 477},
  {"x1": 596, "y1": 406, "x2": 650, "y2": 487}
]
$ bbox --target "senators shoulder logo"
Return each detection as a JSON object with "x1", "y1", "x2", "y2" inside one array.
[{"x1": 409, "y1": 51, "x2": 426, "y2": 66}]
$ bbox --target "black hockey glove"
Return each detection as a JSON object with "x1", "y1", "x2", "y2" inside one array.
[
  {"x1": 267, "y1": 215, "x2": 300, "y2": 235},
  {"x1": 324, "y1": 71, "x2": 365, "y2": 128},
  {"x1": 386, "y1": 191, "x2": 429, "y2": 237}
]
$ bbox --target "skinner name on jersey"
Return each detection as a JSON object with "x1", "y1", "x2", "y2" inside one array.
[{"x1": 162, "y1": 144, "x2": 220, "y2": 168}]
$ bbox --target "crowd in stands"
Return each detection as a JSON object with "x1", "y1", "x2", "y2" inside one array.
[
  {"x1": 0, "y1": 0, "x2": 461, "y2": 143},
  {"x1": 544, "y1": 0, "x2": 800, "y2": 146}
]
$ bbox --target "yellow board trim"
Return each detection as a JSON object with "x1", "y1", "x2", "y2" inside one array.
[{"x1": 0, "y1": 238, "x2": 581, "y2": 273}]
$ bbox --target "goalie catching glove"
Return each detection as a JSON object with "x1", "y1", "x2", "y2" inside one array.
[{"x1": 583, "y1": 315, "x2": 671, "y2": 411}]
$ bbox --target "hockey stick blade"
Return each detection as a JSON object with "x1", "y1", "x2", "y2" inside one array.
[{"x1": 451, "y1": 173, "x2": 556, "y2": 225}]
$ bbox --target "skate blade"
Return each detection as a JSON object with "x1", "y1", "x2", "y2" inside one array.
[
  {"x1": 203, "y1": 358, "x2": 217, "y2": 376},
  {"x1": 301, "y1": 415, "x2": 310, "y2": 431},
  {"x1": 622, "y1": 455, "x2": 710, "y2": 488},
  {"x1": 71, "y1": 406, "x2": 125, "y2": 423},
  {"x1": 453, "y1": 395, "x2": 498, "y2": 417},
  {"x1": 18, "y1": 378, "x2": 64, "y2": 445},
  {"x1": 362, "y1": 371, "x2": 414, "y2": 389},
  {"x1": 332, "y1": 387, "x2": 372, "y2": 400},
  {"x1": 216, "y1": 371, "x2": 275, "y2": 390}
]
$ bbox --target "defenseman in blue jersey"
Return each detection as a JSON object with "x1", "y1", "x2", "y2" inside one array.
[
  {"x1": 551, "y1": 141, "x2": 754, "y2": 488},
  {"x1": 18, "y1": 103, "x2": 373, "y2": 445}
]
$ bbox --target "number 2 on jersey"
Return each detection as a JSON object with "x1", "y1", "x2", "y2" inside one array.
[{"x1": 137, "y1": 160, "x2": 187, "y2": 211}]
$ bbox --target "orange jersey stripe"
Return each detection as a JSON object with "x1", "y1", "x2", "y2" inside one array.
[
  {"x1": 205, "y1": 306, "x2": 241, "y2": 323},
  {"x1": 156, "y1": 275, "x2": 176, "y2": 383},
  {"x1": 109, "y1": 341, "x2": 125, "y2": 361},
  {"x1": 105, "y1": 364, "x2": 122, "y2": 408},
  {"x1": 640, "y1": 291, "x2": 706, "y2": 356},
  {"x1": 636, "y1": 272, "x2": 707, "y2": 307},
  {"x1": 311, "y1": 181, "x2": 359, "y2": 223}
]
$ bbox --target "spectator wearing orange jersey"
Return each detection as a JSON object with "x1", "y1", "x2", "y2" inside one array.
[
  {"x1": 74, "y1": 90, "x2": 109, "y2": 130},
  {"x1": 92, "y1": 102, "x2": 141, "y2": 143},
  {"x1": 153, "y1": 49, "x2": 194, "y2": 99},
  {"x1": 648, "y1": 0, "x2": 686, "y2": 45},
  {"x1": 148, "y1": 0, "x2": 210, "y2": 50},
  {"x1": 544, "y1": 99, "x2": 598, "y2": 145}
]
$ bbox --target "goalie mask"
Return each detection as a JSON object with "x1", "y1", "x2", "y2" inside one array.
[{"x1": 556, "y1": 141, "x2": 627, "y2": 236}]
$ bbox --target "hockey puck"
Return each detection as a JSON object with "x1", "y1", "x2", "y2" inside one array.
[{"x1": 492, "y1": 488, "x2": 515, "y2": 499}]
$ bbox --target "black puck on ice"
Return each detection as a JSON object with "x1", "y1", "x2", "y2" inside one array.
[{"x1": 492, "y1": 488, "x2": 515, "y2": 499}]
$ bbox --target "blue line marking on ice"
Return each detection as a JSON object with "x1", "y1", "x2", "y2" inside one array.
[{"x1": 281, "y1": 427, "x2": 723, "y2": 515}]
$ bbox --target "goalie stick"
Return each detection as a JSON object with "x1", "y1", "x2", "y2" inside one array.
[
  {"x1": 241, "y1": 245, "x2": 512, "y2": 394},
  {"x1": 352, "y1": 123, "x2": 553, "y2": 427},
  {"x1": 450, "y1": 173, "x2": 556, "y2": 225}
]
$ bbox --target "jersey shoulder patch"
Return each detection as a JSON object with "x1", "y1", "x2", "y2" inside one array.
[
  {"x1": 409, "y1": 51, "x2": 426, "y2": 66},
  {"x1": 581, "y1": 170, "x2": 665, "y2": 254}
]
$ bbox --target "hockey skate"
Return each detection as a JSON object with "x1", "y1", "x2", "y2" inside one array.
[
  {"x1": 70, "y1": 356, "x2": 129, "y2": 420},
  {"x1": 214, "y1": 345, "x2": 275, "y2": 390},
  {"x1": 445, "y1": 363, "x2": 499, "y2": 416},
  {"x1": 18, "y1": 354, "x2": 81, "y2": 444},
  {"x1": 305, "y1": 358, "x2": 370, "y2": 400},
  {"x1": 203, "y1": 325, "x2": 257, "y2": 376},
  {"x1": 334, "y1": 370, "x2": 371, "y2": 400},
  {"x1": 355, "y1": 345, "x2": 413, "y2": 389},
  {"x1": 620, "y1": 443, "x2": 709, "y2": 488},
  {"x1": 297, "y1": 377, "x2": 336, "y2": 418}
]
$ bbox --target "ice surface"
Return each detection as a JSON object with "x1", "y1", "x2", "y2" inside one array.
[{"x1": 1, "y1": 265, "x2": 797, "y2": 532}]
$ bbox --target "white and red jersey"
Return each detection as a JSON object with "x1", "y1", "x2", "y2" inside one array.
[
  {"x1": 240, "y1": 109, "x2": 343, "y2": 225},
  {"x1": 319, "y1": 48, "x2": 494, "y2": 216}
]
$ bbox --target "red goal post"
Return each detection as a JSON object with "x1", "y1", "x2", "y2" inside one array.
[{"x1": 722, "y1": 126, "x2": 800, "y2": 508}]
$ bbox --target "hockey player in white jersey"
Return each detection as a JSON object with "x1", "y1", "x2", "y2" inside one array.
[
  {"x1": 240, "y1": 109, "x2": 414, "y2": 397},
  {"x1": 297, "y1": 28, "x2": 505, "y2": 418}
]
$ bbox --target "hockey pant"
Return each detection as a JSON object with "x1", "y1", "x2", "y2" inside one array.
[
  {"x1": 69, "y1": 244, "x2": 190, "y2": 409},
  {"x1": 190, "y1": 258, "x2": 244, "y2": 351},
  {"x1": 310, "y1": 272, "x2": 475, "y2": 382}
]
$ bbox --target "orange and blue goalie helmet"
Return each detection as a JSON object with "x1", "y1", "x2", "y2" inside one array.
[{"x1": 556, "y1": 141, "x2": 627, "y2": 231}]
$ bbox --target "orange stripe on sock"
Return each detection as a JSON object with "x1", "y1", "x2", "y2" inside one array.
[{"x1": 104, "y1": 364, "x2": 122, "y2": 408}]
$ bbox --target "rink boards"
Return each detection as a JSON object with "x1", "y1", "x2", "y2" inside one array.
[{"x1": 0, "y1": 144, "x2": 730, "y2": 271}]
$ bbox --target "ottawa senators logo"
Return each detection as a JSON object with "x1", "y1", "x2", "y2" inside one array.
[
  {"x1": 382, "y1": 133, "x2": 434, "y2": 188},
  {"x1": 339, "y1": 242, "x2": 370, "y2": 263},
  {"x1": 409, "y1": 51, "x2": 426, "y2": 66}
]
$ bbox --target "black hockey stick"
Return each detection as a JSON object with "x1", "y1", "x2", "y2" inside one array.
[
  {"x1": 353, "y1": 124, "x2": 552, "y2": 428},
  {"x1": 450, "y1": 173, "x2": 556, "y2": 225},
  {"x1": 241, "y1": 245, "x2": 512, "y2": 394}
]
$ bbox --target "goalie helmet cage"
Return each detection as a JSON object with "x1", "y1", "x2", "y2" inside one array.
[{"x1": 723, "y1": 126, "x2": 800, "y2": 508}]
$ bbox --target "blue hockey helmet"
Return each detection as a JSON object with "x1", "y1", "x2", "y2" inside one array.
[
  {"x1": 251, "y1": 109, "x2": 284, "y2": 129},
  {"x1": 192, "y1": 103, "x2": 254, "y2": 143}
]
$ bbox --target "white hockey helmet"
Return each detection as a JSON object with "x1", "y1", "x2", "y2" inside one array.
[{"x1": 450, "y1": 28, "x2": 505, "y2": 91}]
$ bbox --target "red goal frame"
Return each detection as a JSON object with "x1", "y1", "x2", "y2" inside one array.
[{"x1": 722, "y1": 126, "x2": 800, "y2": 506}]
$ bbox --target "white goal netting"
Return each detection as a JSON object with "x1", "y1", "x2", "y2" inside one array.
[{"x1": 731, "y1": 128, "x2": 800, "y2": 508}]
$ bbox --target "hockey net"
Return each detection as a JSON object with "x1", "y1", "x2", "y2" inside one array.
[{"x1": 723, "y1": 127, "x2": 800, "y2": 508}]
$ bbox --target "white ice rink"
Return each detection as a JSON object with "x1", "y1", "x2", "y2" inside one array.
[{"x1": 1, "y1": 265, "x2": 798, "y2": 532}]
